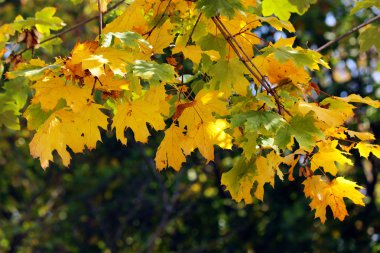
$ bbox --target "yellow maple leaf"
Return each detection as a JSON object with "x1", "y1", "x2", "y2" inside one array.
[
  {"x1": 346, "y1": 130, "x2": 375, "y2": 141},
  {"x1": 338, "y1": 94, "x2": 380, "y2": 108},
  {"x1": 354, "y1": 142, "x2": 380, "y2": 159},
  {"x1": 84, "y1": 69, "x2": 130, "y2": 92},
  {"x1": 103, "y1": 0, "x2": 148, "y2": 34},
  {"x1": 112, "y1": 87, "x2": 167, "y2": 144},
  {"x1": 310, "y1": 140, "x2": 352, "y2": 176},
  {"x1": 31, "y1": 75, "x2": 92, "y2": 112},
  {"x1": 177, "y1": 90, "x2": 231, "y2": 161},
  {"x1": 252, "y1": 54, "x2": 310, "y2": 88},
  {"x1": 146, "y1": 19, "x2": 175, "y2": 55},
  {"x1": 172, "y1": 44, "x2": 220, "y2": 64},
  {"x1": 155, "y1": 124, "x2": 187, "y2": 171},
  {"x1": 253, "y1": 151, "x2": 284, "y2": 201},
  {"x1": 29, "y1": 103, "x2": 108, "y2": 169},
  {"x1": 303, "y1": 176, "x2": 365, "y2": 223},
  {"x1": 298, "y1": 100, "x2": 354, "y2": 128},
  {"x1": 80, "y1": 47, "x2": 133, "y2": 77}
]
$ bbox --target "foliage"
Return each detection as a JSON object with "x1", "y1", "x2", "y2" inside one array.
[{"x1": 1, "y1": 0, "x2": 380, "y2": 228}]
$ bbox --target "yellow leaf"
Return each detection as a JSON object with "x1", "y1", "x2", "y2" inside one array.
[
  {"x1": 298, "y1": 100, "x2": 354, "y2": 128},
  {"x1": 155, "y1": 124, "x2": 187, "y2": 171},
  {"x1": 81, "y1": 47, "x2": 134, "y2": 77},
  {"x1": 178, "y1": 89, "x2": 231, "y2": 161},
  {"x1": 146, "y1": 19, "x2": 175, "y2": 54},
  {"x1": 338, "y1": 94, "x2": 380, "y2": 108},
  {"x1": 310, "y1": 140, "x2": 352, "y2": 176},
  {"x1": 29, "y1": 103, "x2": 108, "y2": 169},
  {"x1": 112, "y1": 87, "x2": 167, "y2": 144},
  {"x1": 303, "y1": 176, "x2": 365, "y2": 223},
  {"x1": 103, "y1": 0, "x2": 148, "y2": 34},
  {"x1": 84, "y1": 69, "x2": 130, "y2": 92},
  {"x1": 253, "y1": 151, "x2": 284, "y2": 201},
  {"x1": 252, "y1": 54, "x2": 310, "y2": 88},
  {"x1": 31, "y1": 75, "x2": 92, "y2": 112},
  {"x1": 346, "y1": 130, "x2": 375, "y2": 141},
  {"x1": 355, "y1": 142, "x2": 380, "y2": 159},
  {"x1": 172, "y1": 44, "x2": 220, "y2": 64}
]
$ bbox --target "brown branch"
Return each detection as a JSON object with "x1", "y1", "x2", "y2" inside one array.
[
  {"x1": 14, "y1": 0, "x2": 126, "y2": 56},
  {"x1": 316, "y1": 14, "x2": 380, "y2": 52},
  {"x1": 186, "y1": 12, "x2": 203, "y2": 46},
  {"x1": 143, "y1": 0, "x2": 173, "y2": 38},
  {"x1": 97, "y1": 0, "x2": 104, "y2": 41},
  {"x1": 212, "y1": 16, "x2": 288, "y2": 115}
]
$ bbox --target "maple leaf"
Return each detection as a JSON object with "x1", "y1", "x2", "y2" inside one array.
[
  {"x1": 253, "y1": 151, "x2": 284, "y2": 201},
  {"x1": 103, "y1": 0, "x2": 148, "y2": 34},
  {"x1": 31, "y1": 75, "x2": 92, "y2": 112},
  {"x1": 303, "y1": 176, "x2": 365, "y2": 223},
  {"x1": 112, "y1": 86, "x2": 167, "y2": 145},
  {"x1": 354, "y1": 142, "x2": 380, "y2": 159},
  {"x1": 298, "y1": 100, "x2": 355, "y2": 129},
  {"x1": 221, "y1": 156, "x2": 256, "y2": 204},
  {"x1": 29, "y1": 102, "x2": 108, "y2": 168},
  {"x1": 310, "y1": 140, "x2": 353, "y2": 176},
  {"x1": 275, "y1": 112, "x2": 324, "y2": 151},
  {"x1": 178, "y1": 89, "x2": 231, "y2": 161},
  {"x1": 196, "y1": 0, "x2": 244, "y2": 19},
  {"x1": 155, "y1": 124, "x2": 187, "y2": 171},
  {"x1": 207, "y1": 58, "x2": 250, "y2": 97}
]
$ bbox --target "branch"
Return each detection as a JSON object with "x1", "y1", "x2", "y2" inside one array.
[
  {"x1": 212, "y1": 16, "x2": 288, "y2": 115},
  {"x1": 186, "y1": 12, "x2": 203, "y2": 46},
  {"x1": 97, "y1": 0, "x2": 104, "y2": 41},
  {"x1": 143, "y1": 0, "x2": 172, "y2": 38},
  {"x1": 14, "y1": 0, "x2": 126, "y2": 56},
  {"x1": 316, "y1": 14, "x2": 380, "y2": 52}
]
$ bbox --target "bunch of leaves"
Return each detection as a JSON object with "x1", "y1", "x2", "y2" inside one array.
[{"x1": 2, "y1": 0, "x2": 380, "y2": 223}]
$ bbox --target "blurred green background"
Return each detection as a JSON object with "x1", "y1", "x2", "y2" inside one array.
[{"x1": 1, "y1": 0, "x2": 380, "y2": 252}]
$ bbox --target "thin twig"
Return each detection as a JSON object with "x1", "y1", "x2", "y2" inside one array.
[
  {"x1": 14, "y1": 0, "x2": 126, "y2": 56},
  {"x1": 97, "y1": 0, "x2": 104, "y2": 41},
  {"x1": 316, "y1": 14, "x2": 380, "y2": 52},
  {"x1": 212, "y1": 16, "x2": 288, "y2": 115},
  {"x1": 143, "y1": 0, "x2": 173, "y2": 38},
  {"x1": 186, "y1": 12, "x2": 203, "y2": 46}
]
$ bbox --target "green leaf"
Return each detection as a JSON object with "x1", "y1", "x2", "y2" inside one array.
[
  {"x1": 262, "y1": 0, "x2": 298, "y2": 21},
  {"x1": 350, "y1": 0, "x2": 380, "y2": 14},
  {"x1": 288, "y1": 0, "x2": 317, "y2": 14},
  {"x1": 101, "y1": 32, "x2": 151, "y2": 49},
  {"x1": 262, "y1": 46, "x2": 330, "y2": 70},
  {"x1": 6, "y1": 63, "x2": 60, "y2": 80},
  {"x1": 198, "y1": 33, "x2": 228, "y2": 58},
  {"x1": 129, "y1": 60, "x2": 176, "y2": 83},
  {"x1": 241, "y1": 132, "x2": 258, "y2": 160},
  {"x1": 35, "y1": 7, "x2": 66, "y2": 35},
  {"x1": 275, "y1": 112, "x2": 324, "y2": 150},
  {"x1": 196, "y1": 0, "x2": 244, "y2": 19},
  {"x1": 0, "y1": 78, "x2": 29, "y2": 130},
  {"x1": 221, "y1": 156, "x2": 256, "y2": 204},
  {"x1": 262, "y1": 0, "x2": 316, "y2": 20},
  {"x1": 23, "y1": 103, "x2": 53, "y2": 130},
  {"x1": 359, "y1": 25, "x2": 380, "y2": 52},
  {"x1": 245, "y1": 111, "x2": 285, "y2": 135},
  {"x1": 12, "y1": 7, "x2": 65, "y2": 35},
  {"x1": 207, "y1": 58, "x2": 250, "y2": 96}
]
